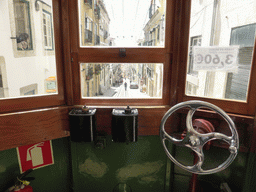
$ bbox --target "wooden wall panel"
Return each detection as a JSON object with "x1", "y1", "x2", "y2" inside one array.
[
  {"x1": 0, "y1": 107, "x2": 70, "y2": 151},
  {"x1": 84, "y1": 107, "x2": 172, "y2": 136},
  {"x1": 1, "y1": 105, "x2": 253, "y2": 152}
]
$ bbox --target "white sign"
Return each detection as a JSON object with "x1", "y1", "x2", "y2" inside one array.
[{"x1": 193, "y1": 46, "x2": 239, "y2": 72}]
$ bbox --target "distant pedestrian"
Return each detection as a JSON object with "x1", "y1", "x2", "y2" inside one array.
[{"x1": 124, "y1": 82, "x2": 127, "y2": 91}]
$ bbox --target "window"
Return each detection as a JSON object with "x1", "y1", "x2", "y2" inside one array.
[
  {"x1": 0, "y1": 0, "x2": 64, "y2": 113},
  {"x1": 149, "y1": 0, "x2": 161, "y2": 19},
  {"x1": 94, "y1": 24, "x2": 99, "y2": 45},
  {"x1": 185, "y1": 0, "x2": 256, "y2": 101},
  {"x1": 13, "y1": 0, "x2": 33, "y2": 50},
  {"x1": 225, "y1": 24, "x2": 256, "y2": 101},
  {"x1": 4, "y1": 0, "x2": 58, "y2": 99},
  {"x1": 72, "y1": 0, "x2": 169, "y2": 106},
  {"x1": 85, "y1": 17, "x2": 93, "y2": 30},
  {"x1": 0, "y1": 75, "x2": 3, "y2": 88},
  {"x1": 178, "y1": 0, "x2": 256, "y2": 115},
  {"x1": 186, "y1": 36, "x2": 201, "y2": 95},
  {"x1": 84, "y1": 0, "x2": 92, "y2": 7},
  {"x1": 80, "y1": 63, "x2": 163, "y2": 98},
  {"x1": 20, "y1": 83, "x2": 37, "y2": 96},
  {"x1": 0, "y1": 57, "x2": 8, "y2": 99},
  {"x1": 84, "y1": 17, "x2": 93, "y2": 44},
  {"x1": 78, "y1": 0, "x2": 166, "y2": 47},
  {"x1": 43, "y1": 10, "x2": 53, "y2": 50}
]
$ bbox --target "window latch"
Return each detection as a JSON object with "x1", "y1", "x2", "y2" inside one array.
[{"x1": 119, "y1": 48, "x2": 126, "y2": 58}]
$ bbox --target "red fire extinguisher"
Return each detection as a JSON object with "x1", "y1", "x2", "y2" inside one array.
[
  {"x1": 6, "y1": 169, "x2": 34, "y2": 192},
  {"x1": 7, "y1": 185, "x2": 33, "y2": 192}
]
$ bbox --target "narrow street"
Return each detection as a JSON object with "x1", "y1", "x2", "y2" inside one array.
[
  {"x1": 114, "y1": 79, "x2": 148, "y2": 98},
  {"x1": 100, "y1": 79, "x2": 150, "y2": 98}
]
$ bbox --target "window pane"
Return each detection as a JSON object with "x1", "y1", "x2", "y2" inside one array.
[
  {"x1": 78, "y1": 0, "x2": 166, "y2": 47},
  {"x1": 185, "y1": 0, "x2": 256, "y2": 101},
  {"x1": 0, "y1": 0, "x2": 57, "y2": 99},
  {"x1": 80, "y1": 63, "x2": 163, "y2": 98},
  {"x1": 14, "y1": 0, "x2": 32, "y2": 50}
]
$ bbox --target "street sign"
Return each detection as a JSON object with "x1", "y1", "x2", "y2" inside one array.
[
  {"x1": 17, "y1": 140, "x2": 54, "y2": 173},
  {"x1": 193, "y1": 46, "x2": 239, "y2": 72}
]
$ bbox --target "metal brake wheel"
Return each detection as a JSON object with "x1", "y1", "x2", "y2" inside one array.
[{"x1": 160, "y1": 100, "x2": 239, "y2": 175}]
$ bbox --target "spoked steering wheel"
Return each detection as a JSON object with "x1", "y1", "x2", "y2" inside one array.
[{"x1": 160, "y1": 100, "x2": 239, "y2": 175}]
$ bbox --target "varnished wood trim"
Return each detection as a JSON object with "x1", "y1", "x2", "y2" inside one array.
[
  {"x1": 52, "y1": 0, "x2": 65, "y2": 100},
  {"x1": 170, "y1": 0, "x2": 191, "y2": 106},
  {"x1": 0, "y1": 95, "x2": 65, "y2": 114},
  {"x1": 77, "y1": 48, "x2": 166, "y2": 63},
  {"x1": 183, "y1": 95, "x2": 250, "y2": 116},
  {"x1": 0, "y1": 106, "x2": 70, "y2": 151},
  {"x1": 246, "y1": 39, "x2": 256, "y2": 115},
  {"x1": 61, "y1": 0, "x2": 74, "y2": 105},
  {"x1": 69, "y1": 0, "x2": 79, "y2": 52},
  {"x1": 250, "y1": 109, "x2": 256, "y2": 153},
  {"x1": 71, "y1": 52, "x2": 81, "y2": 104}
]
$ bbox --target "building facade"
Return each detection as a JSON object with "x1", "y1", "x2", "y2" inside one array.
[
  {"x1": 0, "y1": 0, "x2": 57, "y2": 99},
  {"x1": 80, "y1": 0, "x2": 111, "y2": 97},
  {"x1": 186, "y1": 0, "x2": 256, "y2": 101}
]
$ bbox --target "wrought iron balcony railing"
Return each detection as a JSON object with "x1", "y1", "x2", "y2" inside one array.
[
  {"x1": 95, "y1": 35, "x2": 100, "y2": 45},
  {"x1": 84, "y1": 0, "x2": 92, "y2": 7},
  {"x1": 85, "y1": 29, "x2": 93, "y2": 43}
]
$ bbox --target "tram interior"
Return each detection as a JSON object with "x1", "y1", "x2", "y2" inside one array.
[{"x1": 0, "y1": 0, "x2": 256, "y2": 192}]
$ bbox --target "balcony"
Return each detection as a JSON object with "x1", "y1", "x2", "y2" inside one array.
[
  {"x1": 95, "y1": 64, "x2": 101, "y2": 75},
  {"x1": 149, "y1": 4, "x2": 159, "y2": 19},
  {"x1": 85, "y1": 29, "x2": 93, "y2": 43},
  {"x1": 86, "y1": 67, "x2": 93, "y2": 80},
  {"x1": 143, "y1": 41, "x2": 148, "y2": 46},
  {"x1": 149, "y1": 5, "x2": 153, "y2": 19},
  {"x1": 148, "y1": 39, "x2": 156, "y2": 46},
  {"x1": 94, "y1": 4, "x2": 100, "y2": 19},
  {"x1": 0, "y1": 88, "x2": 4, "y2": 98},
  {"x1": 95, "y1": 35, "x2": 100, "y2": 45},
  {"x1": 84, "y1": 0, "x2": 92, "y2": 7},
  {"x1": 104, "y1": 30, "x2": 108, "y2": 39},
  {"x1": 147, "y1": 67, "x2": 153, "y2": 79}
]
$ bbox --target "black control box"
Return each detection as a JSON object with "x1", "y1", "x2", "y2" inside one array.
[
  {"x1": 69, "y1": 107, "x2": 96, "y2": 142},
  {"x1": 112, "y1": 106, "x2": 138, "y2": 143}
]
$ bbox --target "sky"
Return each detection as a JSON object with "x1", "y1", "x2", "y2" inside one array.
[
  {"x1": 104, "y1": 0, "x2": 151, "y2": 45},
  {"x1": 43, "y1": 0, "x2": 52, "y2": 6}
]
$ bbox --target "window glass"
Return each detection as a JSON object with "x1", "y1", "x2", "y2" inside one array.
[
  {"x1": 43, "y1": 10, "x2": 53, "y2": 50},
  {"x1": 80, "y1": 63, "x2": 163, "y2": 98},
  {"x1": 185, "y1": 0, "x2": 256, "y2": 101},
  {"x1": 0, "y1": 0, "x2": 57, "y2": 99},
  {"x1": 78, "y1": 0, "x2": 166, "y2": 47},
  {"x1": 13, "y1": 0, "x2": 33, "y2": 50}
]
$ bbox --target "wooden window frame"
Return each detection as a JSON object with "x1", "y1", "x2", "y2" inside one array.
[
  {"x1": 68, "y1": 0, "x2": 174, "y2": 106},
  {"x1": 174, "y1": 0, "x2": 256, "y2": 116},
  {"x1": 0, "y1": 0, "x2": 65, "y2": 114}
]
